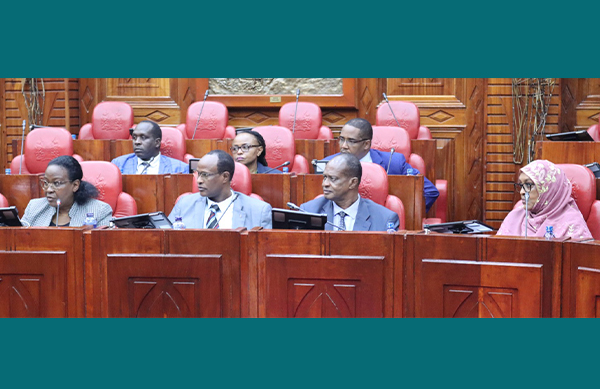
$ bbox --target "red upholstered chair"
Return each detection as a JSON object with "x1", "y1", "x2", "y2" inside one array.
[
  {"x1": 159, "y1": 127, "x2": 195, "y2": 163},
  {"x1": 10, "y1": 127, "x2": 83, "y2": 174},
  {"x1": 0, "y1": 194, "x2": 8, "y2": 208},
  {"x1": 80, "y1": 161, "x2": 137, "y2": 218},
  {"x1": 358, "y1": 162, "x2": 405, "y2": 230},
  {"x1": 176, "y1": 101, "x2": 236, "y2": 140},
  {"x1": 371, "y1": 125, "x2": 447, "y2": 223},
  {"x1": 278, "y1": 102, "x2": 333, "y2": 140},
  {"x1": 587, "y1": 116, "x2": 599, "y2": 141},
  {"x1": 556, "y1": 164, "x2": 600, "y2": 239},
  {"x1": 79, "y1": 101, "x2": 134, "y2": 140},
  {"x1": 179, "y1": 162, "x2": 264, "y2": 203},
  {"x1": 376, "y1": 101, "x2": 432, "y2": 140},
  {"x1": 252, "y1": 126, "x2": 310, "y2": 174}
]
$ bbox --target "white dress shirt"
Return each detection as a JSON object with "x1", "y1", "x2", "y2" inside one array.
[
  {"x1": 332, "y1": 195, "x2": 361, "y2": 231},
  {"x1": 204, "y1": 190, "x2": 236, "y2": 229},
  {"x1": 359, "y1": 152, "x2": 373, "y2": 163},
  {"x1": 136, "y1": 152, "x2": 161, "y2": 174}
]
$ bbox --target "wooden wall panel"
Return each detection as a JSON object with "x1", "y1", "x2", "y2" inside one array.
[
  {"x1": 1, "y1": 78, "x2": 79, "y2": 168},
  {"x1": 560, "y1": 78, "x2": 600, "y2": 132},
  {"x1": 484, "y1": 79, "x2": 561, "y2": 229}
]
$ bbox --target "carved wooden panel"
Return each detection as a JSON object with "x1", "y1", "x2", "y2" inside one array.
[
  {"x1": 417, "y1": 259, "x2": 543, "y2": 318},
  {"x1": 265, "y1": 254, "x2": 384, "y2": 318},
  {"x1": 575, "y1": 267, "x2": 600, "y2": 318},
  {"x1": 107, "y1": 254, "x2": 221, "y2": 318},
  {"x1": 563, "y1": 241, "x2": 600, "y2": 318},
  {"x1": 485, "y1": 79, "x2": 560, "y2": 229},
  {"x1": 0, "y1": 251, "x2": 67, "y2": 318},
  {"x1": 560, "y1": 78, "x2": 600, "y2": 131},
  {"x1": 79, "y1": 78, "x2": 197, "y2": 127},
  {"x1": 0, "y1": 78, "x2": 79, "y2": 168}
]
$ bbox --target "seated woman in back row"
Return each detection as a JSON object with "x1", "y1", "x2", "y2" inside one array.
[
  {"x1": 21, "y1": 156, "x2": 113, "y2": 227},
  {"x1": 230, "y1": 129, "x2": 282, "y2": 174},
  {"x1": 497, "y1": 159, "x2": 592, "y2": 240}
]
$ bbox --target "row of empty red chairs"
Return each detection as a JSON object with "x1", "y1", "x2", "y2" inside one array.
[{"x1": 76, "y1": 100, "x2": 434, "y2": 141}]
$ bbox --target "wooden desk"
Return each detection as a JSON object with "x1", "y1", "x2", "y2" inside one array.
[
  {"x1": 245, "y1": 229, "x2": 397, "y2": 318},
  {"x1": 537, "y1": 140, "x2": 600, "y2": 165},
  {"x1": 404, "y1": 233, "x2": 562, "y2": 318},
  {"x1": 562, "y1": 240, "x2": 600, "y2": 318},
  {"x1": 0, "y1": 228, "x2": 85, "y2": 317},
  {"x1": 294, "y1": 174, "x2": 425, "y2": 230},
  {"x1": 0, "y1": 174, "x2": 43, "y2": 217},
  {"x1": 85, "y1": 228, "x2": 243, "y2": 318}
]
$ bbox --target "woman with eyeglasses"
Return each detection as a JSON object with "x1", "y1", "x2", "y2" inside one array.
[
  {"x1": 497, "y1": 159, "x2": 592, "y2": 239},
  {"x1": 230, "y1": 129, "x2": 282, "y2": 174},
  {"x1": 21, "y1": 156, "x2": 113, "y2": 227}
]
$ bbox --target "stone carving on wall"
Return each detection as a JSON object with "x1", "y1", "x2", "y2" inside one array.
[{"x1": 209, "y1": 78, "x2": 343, "y2": 95}]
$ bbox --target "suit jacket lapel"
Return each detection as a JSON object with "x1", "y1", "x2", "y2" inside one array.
[
  {"x1": 323, "y1": 200, "x2": 334, "y2": 231},
  {"x1": 232, "y1": 193, "x2": 246, "y2": 228},
  {"x1": 353, "y1": 198, "x2": 371, "y2": 231},
  {"x1": 370, "y1": 149, "x2": 386, "y2": 170}
]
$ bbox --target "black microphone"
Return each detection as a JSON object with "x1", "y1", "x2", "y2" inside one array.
[
  {"x1": 382, "y1": 93, "x2": 402, "y2": 129},
  {"x1": 19, "y1": 120, "x2": 26, "y2": 174},
  {"x1": 263, "y1": 161, "x2": 290, "y2": 173},
  {"x1": 55, "y1": 199, "x2": 61, "y2": 227},
  {"x1": 292, "y1": 88, "x2": 300, "y2": 134},
  {"x1": 191, "y1": 89, "x2": 210, "y2": 140},
  {"x1": 211, "y1": 193, "x2": 239, "y2": 229},
  {"x1": 287, "y1": 202, "x2": 346, "y2": 231},
  {"x1": 386, "y1": 148, "x2": 395, "y2": 174}
]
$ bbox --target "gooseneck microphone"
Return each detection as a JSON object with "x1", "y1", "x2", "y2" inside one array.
[
  {"x1": 55, "y1": 199, "x2": 61, "y2": 227},
  {"x1": 19, "y1": 120, "x2": 26, "y2": 174},
  {"x1": 286, "y1": 202, "x2": 346, "y2": 231},
  {"x1": 191, "y1": 89, "x2": 210, "y2": 140},
  {"x1": 524, "y1": 191, "x2": 530, "y2": 238},
  {"x1": 263, "y1": 161, "x2": 290, "y2": 173},
  {"x1": 292, "y1": 88, "x2": 300, "y2": 134},
  {"x1": 386, "y1": 148, "x2": 395, "y2": 174},
  {"x1": 383, "y1": 93, "x2": 402, "y2": 129}
]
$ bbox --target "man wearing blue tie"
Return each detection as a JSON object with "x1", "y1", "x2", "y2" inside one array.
[{"x1": 111, "y1": 120, "x2": 189, "y2": 174}]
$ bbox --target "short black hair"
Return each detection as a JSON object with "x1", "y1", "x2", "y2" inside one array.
[
  {"x1": 47, "y1": 155, "x2": 99, "y2": 205},
  {"x1": 333, "y1": 153, "x2": 362, "y2": 183},
  {"x1": 138, "y1": 120, "x2": 162, "y2": 140},
  {"x1": 345, "y1": 118, "x2": 373, "y2": 140},
  {"x1": 235, "y1": 128, "x2": 269, "y2": 166},
  {"x1": 207, "y1": 149, "x2": 235, "y2": 181}
]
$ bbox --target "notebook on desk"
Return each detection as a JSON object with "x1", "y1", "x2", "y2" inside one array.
[{"x1": 545, "y1": 130, "x2": 594, "y2": 142}]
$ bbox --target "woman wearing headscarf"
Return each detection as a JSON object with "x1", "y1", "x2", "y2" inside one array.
[{"x1": 497, "y1": 159, "x2": 592, "y2": 240}]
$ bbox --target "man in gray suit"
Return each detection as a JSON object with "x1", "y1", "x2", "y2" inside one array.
[
  {"x1": 300, "y1": 154, "x2": 399, "y2": 232},
  {"x1": 168, "y1": 150, "x2": 272, "y2": 229}
]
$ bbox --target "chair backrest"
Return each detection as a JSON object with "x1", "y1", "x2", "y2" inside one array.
[
  {"x1": 252, "y1": 126, "x2": 298, "y2": 171},
  {"x1": 279, "y1": 102, "x2": 322, "y2": 140},
  {"x1": 80, "y1": 161, "x2": 124, "y2": 212},
  {"x1": 21, "y1": 127, "x2": 74, "y2": 174},
  {"x1": 371, "y1": 126, "x2": 412, "y2": 160},
  {"x1": 557, "y1": 163, "x2": 596, "y2": 220},
  {"x1": 185, "y1": 101, "x2": 230, "y2": 139},
  {"x1": 376, "y1": 101, "x2": 421, "y2": 140},
  {"x1": 91, "y1": 101, "x2": 134, "y2": 140},
  {"x1": 358, "y1": 162, "x2": 390, "y2": 206},
  {"x1": 160, "y1": 127, "x2": 187, "y2": 161},
  {"x1": 588, "y1": 124, "x2": 599, "y2": 141},
  {"x1": 0, "y1": 194, "x2": 8, "y2": 208}
]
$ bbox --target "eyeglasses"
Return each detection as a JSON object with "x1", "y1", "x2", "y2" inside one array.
[
  {"x1": 514, "y1": 182, "x2": 535, "y2": 192},
  {"x1": 338, "y1": 136, "x2": 369, "y2": 145},
  {"x1": 40, "y1": 179, "x2": 72, "y2": 190},
  {"x1": 195, "y1": 171, "x2": 220, "y2": 180},
  {"x1": 230, "y1": 144, "x2": 261, "y2": 153}
]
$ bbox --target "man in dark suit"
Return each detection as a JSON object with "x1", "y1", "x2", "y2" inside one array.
[
  {"x1": 300, "y1": 154, "x2": 399, "y2": 231},
  {"x1": 324, "y1": 118, "x2": 439, "y2": 212},
  {"x1": 111, "y1": 120, "x2": 189, "y2": 174},
  {"x1": 168, "y1": 150, "x2": 272, "y2": 229}
]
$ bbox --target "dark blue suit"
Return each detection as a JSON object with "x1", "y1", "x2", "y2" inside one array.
[
  {"x1": 256, "y1": 162, "x2": 283, "y2": 174},
  {"x1": 324, "y1": 149, "x2": 439, "y2": 212},
  {"x1": 111, "y1": 154, "x2": 189, "y2": 174}
]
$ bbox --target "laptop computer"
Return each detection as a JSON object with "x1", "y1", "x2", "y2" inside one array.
[
  {"x1": 111, "y1": 211, "x2": 173, "y2": 229},
  {"x1": 545, "y1": 130, "x2": 594, "y2": 142}
]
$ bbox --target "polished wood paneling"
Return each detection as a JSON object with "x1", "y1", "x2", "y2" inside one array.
[
  {"x1": 562, "y1": 241, "x2": 600, "y2": 318},
  {"x1": 560, "y1": 78, "x2": 600, "y2": 132}
]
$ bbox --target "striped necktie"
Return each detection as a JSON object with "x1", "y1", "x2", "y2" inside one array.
[
  {"x1": 140, "y1": 161, "x2": 151, "y2": 174},
  {"x1": 337, "y1": 211, "x2": 347, "y2": 231},
  {"x1": 206, "y1": 204, "x2": 220, "y2": 229}
]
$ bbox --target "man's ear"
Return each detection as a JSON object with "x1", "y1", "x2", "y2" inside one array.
[{"x1": 348, "y1": 177, "x2": 359, "y2": 190}]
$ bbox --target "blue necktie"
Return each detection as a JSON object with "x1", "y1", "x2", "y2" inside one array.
[{"x1": 206, "y1": 204, "x2": 220, "y2": 229}]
